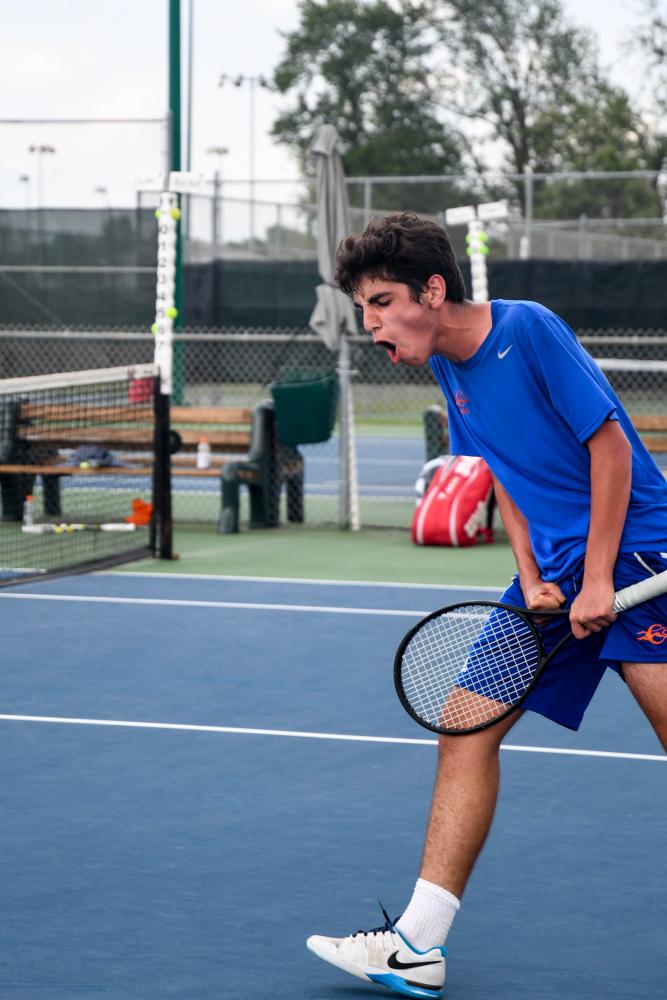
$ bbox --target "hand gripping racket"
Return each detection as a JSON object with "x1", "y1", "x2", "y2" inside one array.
[{"x1": 394, "y1": 569, "x2": 667, "y2": 736}]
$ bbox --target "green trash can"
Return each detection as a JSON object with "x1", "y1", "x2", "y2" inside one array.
[{"x1": 269, "y1": 367, "x2": 339, "y2": 446}]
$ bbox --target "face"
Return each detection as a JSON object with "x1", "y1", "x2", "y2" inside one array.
[{"x1": 353, "y1": 276, "x2": 442, "y2": 367}]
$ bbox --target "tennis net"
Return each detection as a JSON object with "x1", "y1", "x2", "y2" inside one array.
[{"x1": 0, "y1": 363, "x2": 170, "y2": 586}]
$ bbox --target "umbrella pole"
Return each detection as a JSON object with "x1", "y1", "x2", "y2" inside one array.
[{"x1": 337, "y1": 334, "x2": 361, "y2": 530}]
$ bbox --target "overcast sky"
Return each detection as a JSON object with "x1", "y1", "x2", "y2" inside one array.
[{"x1": 0, "y1": 0, "x2": 646, "y2": 215}]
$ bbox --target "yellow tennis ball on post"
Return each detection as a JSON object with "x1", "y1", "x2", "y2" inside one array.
[{"x1": 170, "y1": 207, "x2": 181, "y2": 220}]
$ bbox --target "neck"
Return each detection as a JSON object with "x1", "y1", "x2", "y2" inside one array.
[{"x1": 432, "y1": 300, "x2": 493, "y2": 362}]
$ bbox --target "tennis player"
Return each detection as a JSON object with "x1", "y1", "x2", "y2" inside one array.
[{"x1": 306, "y1": 213, "x2": 667, "y2": 998}]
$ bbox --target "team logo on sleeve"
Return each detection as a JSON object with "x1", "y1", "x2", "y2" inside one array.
[
  {"x1": 636, "y1": 624, "x2": 667, "y2": 645},
  {"x1": 455, "y1": 390, "x2": 470, "y2": 415}
]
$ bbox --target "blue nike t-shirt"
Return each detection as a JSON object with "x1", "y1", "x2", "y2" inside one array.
[{"x1": 429, "y1": 299, "x2": 667, "y2": 580}]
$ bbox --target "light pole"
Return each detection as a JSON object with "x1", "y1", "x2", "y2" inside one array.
[
  {"x1": 28, "y1": 144, "x2": 56, "y2": 210},
  {"x1": 206, "y1": 146, "x2": 229, "y2": 252},
  {"x1": 19, "y1": 174, "x2": 31, "y2": 210},
  {"x1": 657, "y1": 157, "x2": 667, "y2": 226},
  {"x1": 218, "y1": 73, "x2": 269, "y2": 253}
]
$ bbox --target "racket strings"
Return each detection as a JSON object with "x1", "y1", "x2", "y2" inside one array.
[{"x1": 400, "y1": 605, "x2": 541, "y2": 732}]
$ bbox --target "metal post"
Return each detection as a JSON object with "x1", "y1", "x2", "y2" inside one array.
[
  {"x1": 656, "y1": 157, "x2": 667, "y2": 225},
  {"x1": 520, "y1": 167, "x2": 533, "y2": 260},
  {"x1": 169, "y1": 0, "x2": 184, "y2": 404},
  {"x1": 186, "y1": 0, "x2": 194, "y2": 171},
  {"x1": 275, "y1": 203, "x2": 282, "y2": 257},
  {"x1": 578, "y1": 214, "x2": 589, "y2": 259},
  {"x1": 338, "y1": 334, "x2": 350, "y2": 526},
  {"x1": 36, "y1": 152, "x2": 43, "y2": 210},
  {"x1": 363, "y1": 179, "x2": 372, "y2": 229},
  {"x1": 184, "y1": 0, "x2": 194, "y2": 241},
  {"x1": 337, "y1": 334, "x2": 360, "y2": 530},
  {"x1": 249, "y1": 77, "x2": 256, "y2": 253},
  {"x1": 466, "y1": 219, "x2": 489, "y2": 301},
  {"x1": 212, "y1": 169, "x2": 220, "y2": 251}
]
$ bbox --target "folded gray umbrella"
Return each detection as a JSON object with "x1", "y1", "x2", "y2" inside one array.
[
  {"x1": 308, "y1": 123, "x2": 360, "y2": 528},
  {"x1": 309, "y1": 124, "x2": 358, "y2": 350}
]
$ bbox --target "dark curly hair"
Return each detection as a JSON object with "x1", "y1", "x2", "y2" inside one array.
[{"x1": 334, "y1": 212, "x2": 466, "y2": 304}]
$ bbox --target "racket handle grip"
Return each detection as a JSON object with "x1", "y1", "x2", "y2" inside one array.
[{"x1": 613, "y1": 568, "x2": 667, "y2": 613}]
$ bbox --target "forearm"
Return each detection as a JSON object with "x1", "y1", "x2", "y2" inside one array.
[
  {"x1": 491, "y1": 475, "x2": 542, "y2": 591},
  {"x1": 565, "y1": 421, "x2": 632, "y2": 637},
  {"x1": 583, "y1": 420, "x2": 632, "y2": 587}
]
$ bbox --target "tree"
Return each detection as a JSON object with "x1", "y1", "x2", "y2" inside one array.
[
  {"x1": 429, "y1": 0, "x2": 667, "y2": 217},
  {"x1": 272, "y1": 0, "x2": 667, "y2": 223},
  {"x1": 271, "y1": 0, "x2": 474, "y2": 215},
  {"x1": 633, "y1": 0, "x2": 667, "y2": 116}
]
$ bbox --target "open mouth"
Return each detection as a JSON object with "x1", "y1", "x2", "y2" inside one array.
[{"x1": 376, "y1": 339, "x2": 399, "y2": 364}]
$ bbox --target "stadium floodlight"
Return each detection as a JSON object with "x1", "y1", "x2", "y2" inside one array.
[
  {"x1": 18, "y1": 174, "x2": 30, "y2": 209},
  {"x1": 28, "y1": 144, "x2": 56, "y2": 210},
  {"x1": 218, "y1": 74, "x2": 270, "y2": 252},
  {"x1": 207, "y1": 145, "x2": 229, "y2": 174},
  {"x1": 207, "y1": 147, "x2": 230, "y2": 247}
]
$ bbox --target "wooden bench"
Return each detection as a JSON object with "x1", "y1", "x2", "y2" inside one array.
[
  {"x1": 423, "y1": 405, "x2": 667, "y2": 464},
  {"x1": 628, "y1": 415, "x2": 667, "y2": 455},
  {"x1": 0, "y1": 399, "x2": 304, "y2": 533}
]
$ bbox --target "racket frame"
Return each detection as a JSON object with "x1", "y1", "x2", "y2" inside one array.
[{"x1": 394, "y1": 600, "x2": 571, "y2": 736}]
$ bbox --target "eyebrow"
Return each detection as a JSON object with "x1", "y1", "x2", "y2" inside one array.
[{"x1": 355, "y1": 291, "x2": 391, "y2": 307}]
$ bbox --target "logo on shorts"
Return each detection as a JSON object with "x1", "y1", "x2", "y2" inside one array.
[
  {"x1": 636, "y1": 623, "x2": 667, "y2": 645},
  {"x1": 455, "y1": 390, "x2": 470, "y2": 415}
]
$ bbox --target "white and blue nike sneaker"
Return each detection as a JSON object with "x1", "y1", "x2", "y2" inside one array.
[{"x1": 306, "y1": 904, "x2": 446, "y2": 998}]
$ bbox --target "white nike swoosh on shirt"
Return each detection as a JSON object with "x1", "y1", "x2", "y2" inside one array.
[{"x1": 498, "y1": 345, "x2": 513, "y2": 359}]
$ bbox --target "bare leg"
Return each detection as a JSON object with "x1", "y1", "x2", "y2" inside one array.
[
  {"x1": 623, "y1": 662, "x2": 667, "y2": 752},
  {"x1": 420, "y1": 711, "x2": 521, "y2": 899}
]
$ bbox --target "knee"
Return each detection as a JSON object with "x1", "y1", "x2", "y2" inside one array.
[{"x1": 437, "y1": 726, "x2": 505, "y2": 763}]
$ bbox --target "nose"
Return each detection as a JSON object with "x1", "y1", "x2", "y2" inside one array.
[{"x1": 363, "y1": 306, "x2": 380, "y2": 335}]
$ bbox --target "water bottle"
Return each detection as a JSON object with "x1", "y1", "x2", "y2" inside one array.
[
  {"x1": 23, "y1": 494, "x2": 36, "y2": 527},
  {"x1": 196, "y1": 436, "x2": 211, "y2": 470}
]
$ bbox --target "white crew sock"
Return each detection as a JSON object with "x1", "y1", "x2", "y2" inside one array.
[{"x1": 395, "y1": 878, "x2": 460, "y2": 951}]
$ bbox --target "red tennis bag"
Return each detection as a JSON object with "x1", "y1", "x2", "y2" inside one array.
[{"x1": 412, "y1": 455, "x2": 495, "y2": 547}]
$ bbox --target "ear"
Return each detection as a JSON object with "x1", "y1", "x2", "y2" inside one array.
[{"x1": 424, "y1": 274, "x2": 446, "y2": 306}]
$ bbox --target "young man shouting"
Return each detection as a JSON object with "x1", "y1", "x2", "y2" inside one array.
[{"x1": 306, "y1": 213, "x2": 667, "y2": 999}]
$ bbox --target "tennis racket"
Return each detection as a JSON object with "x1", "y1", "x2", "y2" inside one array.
[{"x1": 395, "y1": 569, "x2": 667, "y2": 736}]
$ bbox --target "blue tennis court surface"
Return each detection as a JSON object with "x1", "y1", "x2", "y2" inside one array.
[{"x1": 0, "y1": 571, "x2": 665, "y2": 999}]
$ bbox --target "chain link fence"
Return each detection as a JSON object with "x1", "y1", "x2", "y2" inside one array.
[
  {"x1": 2, "y1": 167, "x2": 667, "y2": 534},
  {"x1": 0, "y1": 326, "x2": 665, "y2": 533},
  {"x1": 135, "y1": 169, "x2": 667, "y2": 263}
]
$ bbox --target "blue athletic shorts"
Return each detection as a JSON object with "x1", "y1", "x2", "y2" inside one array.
[{"x1": 501, "y1": 551, "x2": 667, "y2": 731}]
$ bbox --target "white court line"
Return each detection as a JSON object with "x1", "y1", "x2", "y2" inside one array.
[
  {"x1": 107, "y1": 571, "x2": 503, "y2": 593},
  {"x1": 0, "y1": 592, "x2": 426, "y2": 616},
  {"x1": 0, "y1": 713, "x2": 664, "y2": 762}
]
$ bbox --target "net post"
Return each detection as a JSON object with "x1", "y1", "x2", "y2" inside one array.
[
  {"x1": 152, "y1": 375, "x2": 173, "y2": 560},
  {"x1": 152, "y1": 189, "x2": 177, "y2": 559}
]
